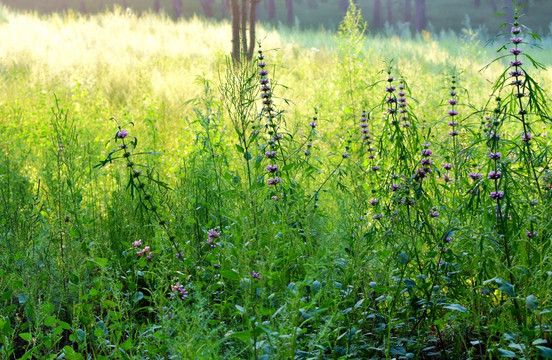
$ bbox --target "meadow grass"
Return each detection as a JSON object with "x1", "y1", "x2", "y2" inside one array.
[{"x1": 1, "y1": 3, "x2": 552, "y2": 359}]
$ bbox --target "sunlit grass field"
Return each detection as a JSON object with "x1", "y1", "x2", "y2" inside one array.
[{"x1": 1, "y1": 4, "x2": 552, "y2": 359}]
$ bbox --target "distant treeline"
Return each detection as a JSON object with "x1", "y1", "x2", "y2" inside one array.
[{"x1": 1, "y1": 0, "x2": 550, "y2": 34}]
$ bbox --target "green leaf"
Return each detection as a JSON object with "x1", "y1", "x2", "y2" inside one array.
[
  {"x1": 537, "y1": 346, "x2": 552, "y2": 358},
  {"x1": 122, "y1": 337, "x2": 133, "y2": 351},
  {"x1": 526, "y1": 295, "x2": 538, "y2": 311},
  {"x1": 44, "y1": 316, "x2": 56, "y2": 327},
  {"x1": 235, "y1": 305, "x2": 246, "y2": 314},
  {"x1": 227, "y1": 330, "x2": 251, "y2": 342},
  {"x1": 221, "y1": 270, "x2": 240, "y2": 280},
  {"x1": 235, "y1": 144, "x2": 244, "y2": 153},
  {"x1": 132, "y1": 291, "x2": 144, "y2": 303},
  {"x1": 20, "y1": 333, "x2": 32, "y2": 341},
  {"x1": 93, "y1": 257, "x2": 108, "y2": 268},
  {"x1": 443, "y1": 304, "x2": 468, "y2": 313},
  {"x1": 497, "y1": 348, "x2": 517, "y2": 357},
  {"x1": 76, "y1": 328, "x2": 86, "y2": 342}
]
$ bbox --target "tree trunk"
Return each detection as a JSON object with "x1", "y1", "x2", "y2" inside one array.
[
  {"x1": 230, "y1": 0, "x2": 241, "y2": 62},
  {"x1": 221, "y1": 0, "x2": 230, "y2": 18},
  {"x1": 267, "y1": 0, "x2": 276, "y2": 19},
  {"x1": 154, "y1": 0, "x2": 160, "y2": 12},
  {"x1": 489, "y1": 0, "x2": 497, "y2": 12},
  {"x1": 414, "y1": 0, "x2": 426, "y2": 32},
  {"x1": 80, "y1": 0, "x2": 86, "y2": 13},
  {"x1": 474, "y1": 0, "x2": 481, "y2": 7},
  {"x1": 241, "y1": 0, "x2": 248, "y2": 53},
  {"x1": 404, "y1": 0, "x2": 411, "y2": 22},
  {"x1": 373, "y1": 0, "x2": 382, "y2": 29},
  {"x1": 339, "y1": 0, "x2": 349, "y2": 12},
  {"x1": 387, "y1": 0, "x2": 392, "y2": 23},
  {"x1": 201, "y1": 0, "x2": 215, "y2": 17},
  {"x1": 173, "y1": 0, "x2": 182, "y2": 18},
  {"x1": 286, "y1": 0, "x2": 293, "y2": 24},
  {"x1": 248, "y1": 0, "x2": 261, "y2": 60}
]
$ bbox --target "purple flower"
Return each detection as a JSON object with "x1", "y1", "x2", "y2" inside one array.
[
  {"x1": 469, "y1": 172, "x2": 482, "y2": 180},
  {"x1": 449, "y1": 131, "x2": 459, "y2": 137},
  {"x1": 511, "y1": 27, "x2": 521, "y2": 35},
  {"x1": 310, "y1": 121, "x2": 318, "y2": 128},
  {"x1": 448, "y1": 110, "x2": 459, "y2": 116},
  {"x1": 521, "y1": 132, "x2": 531, "y2": 142},
  {"x1": 429, "y1": 209, "x2": 439, "y2": 218},
  {"x1": 390, "y1": 184, "x2": 401, "y2": 191},
  {"x1": 443, "y1": 174, "x2": 453, "y2": 182},
  {"x1": 170, "y1": 282, "x2": 188, "y2": 300},
  {"x1": 489, "y1": 191, "x2": 504, "y2": 200},
  {"x1": 448, "y1": 121, "x2": 459, "y2": 127},
  {"x1": 450, "y1": 90, "x2": 457, "y2": 96},
  {"x1": 261, "y1": 85, "x2": 271, "y2": 92},
  {"x1": 388, "y1": 76, "x2": 394, "y2": 82},
  {"x1": 251, "y1": 271, "x2": 261, "y2": 279},
  {"x1": 510, "y1": 60, "x2": 523, "y2": 67},
  {"x1": 489, "y1": 152, "x2": 502, "y2": 160},
  {"x1": 265, "y1": 151, "x2": 277, "y2": 158},
  {"x1": 386, "y1": 86, "x2": 396, "y2": 93},
  {"x1": 266, "y1": 164, "x2": 279, "y2": 173},
  {"x1": 510, "y1": 48, "x2": 522, "y2": 56},
  {"x1": 421, "y1": 158, "x2": 434, "y2": 166},
  {"x1": 448, "y1": 99, "x2": 458, "y2": 105},
  {"x1": 421, "y1": 149, "x2": 433, "y2": 157},
  {"x1": 260, "y1": 77, "x2": 269, "y2": 85},
  {"x1": 443, "y1": 163, "x2": 452, "y2": 170},
  {"x1": 511, "y1": 37, "x2": 522, "y2": 44},
  {"x1": 526, "y1": 230, "x2": 537, "y2": 238},
  {"x1": 369, "y1": 198, "x2": 379, "y2": 206},
  {"x1": 133, "y1": 240, "x2": 142, "y2": 247},
  {"x1": 342, "y1": 152, "x2": 350, "y2": 159},
  {"x1": 488, "y1": 171, "x2": 502, "y2": 179},
  {"x1": 259, "y1": 70, "x2": 268, "y2": 76},
  {"x1": 117, "y1": 129, "x2": 129, "y2": 138},
  {"x1": 372, "y1": 213, "x2": 383, "y2": 220},
  {"x1": 509, "y1": 70, "x2": 523, "y2": 77},
  {"x1": 445, "y1": 237, "x2": 452, "y2": 243},
  {"x1": 530, "y1": 199, "x2": 538, "y2": 205},
  {"x1": 258, "y1": 61, "x2": 266, "y2": 68},
  {"x1": 271, "y1": 196, "x2": 278, "y2": 201},
  {"x1": 371, "y1": 165, "x2": 380, "y2": 171},
  {"x1": 267, "y1": 177, "x2": 281, "y2": 185}
]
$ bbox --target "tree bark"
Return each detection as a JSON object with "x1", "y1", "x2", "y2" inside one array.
[
  {"x1": 241, "y1": 0, "x2": 248, "y2": 53},
  {"x1": 231, "y1": 0, "x2": 240, "y2": 62},
  {"x1": 387, "y1": 0, "x2": 392, "y2": 23},
  {"x1": 414, "y1": 0, "x2": 426, "y2": 32},
  {"x1": 248, "y1": 0, "x2": 261, "y2": 60},
  {"x1": 267, "y1": 0, "x2": 276, "y2": 19},
  {"x1": 154, "y1": 0, "x2": 160, "y2": 13},
  {"x1": 172, "y1": 0, "x2": 182, "y2": 18},
  {"x1": 404, "y1": 0, "x2": 411, "y2": 22},
  {"x1": 201, "y1": 0, "x2": 215, "y2": 17},
  {"x1": 373, "y1": 0, "x2": 382, "y2": 29},
  {"x1": 286, "y1": 0, "x2": 293, "y2": 24}
]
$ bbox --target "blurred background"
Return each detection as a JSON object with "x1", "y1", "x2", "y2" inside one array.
[{"x1": 1, "y1": 0, "x2": 550, "y2": 35}]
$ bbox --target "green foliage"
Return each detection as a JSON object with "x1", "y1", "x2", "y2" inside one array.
[{"x1": 1, "y1": 2, "x2": 552, "y2": 359}]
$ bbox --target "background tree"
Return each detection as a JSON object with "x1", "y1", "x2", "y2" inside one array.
[
  {"x1": 173, "y1": 0, "x2": 182, "y2": 18},
  {"x1": 221, "y1": 0, "x2": 230, "y2": 18},
  {"x1": 475, "y1": 0, "x2": 481, "y2": 7},
  {"x1": 286, "y1": 0, "x2": 293, "y2": 24},
  {"x1": 387, "y1": 0, "x2": 392, "y2": 23},
  {"x1": 415, "y1": 0, "x2": 426, "y2": 31},
  {"x1": 265, "y1": 0, "x2": 276, "y2": 19},
  {"x1": 201, "y1": 0, "x2": 215, "y2": 17},
  {"x1": 504, "y1": 0, "x2": 514, "y2": 19},
  {"x1": 122, "y1": 0, "x2": 127, "y2": 9},
  {"x1": 154, "y1": 0, "x2": 160, "y2": 13},
  {"x1": 373, "y1": 0, "x2": 382, "y2": 28},
  {"x1": 404, "y1": 0, "x2": 411, "y2": 22},
  {"x1": 230, "y1": 0, "x2": 261, "y2": 62}
]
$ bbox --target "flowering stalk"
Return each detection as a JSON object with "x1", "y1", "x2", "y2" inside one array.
[{"x1": 96, "y1": 120, "x2": 182, "y2": 258}]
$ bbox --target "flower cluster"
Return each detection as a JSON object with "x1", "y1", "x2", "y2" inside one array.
[
  {"x1": 133, "y1": 240, "x2": 152, "y2": 259},
  {"x1": 258, "y1": 50, "x2": 283, "y2": 188},
  {"x1": 360, "y1": 111, "x2": 377, "y2": 161},
  {"x1": 447, "y1": 75, "x2": 460, "y2": 137},
  {"x1": 397, "y1": 82, "x2": 411, "y2": 127},
  {"x1": 509, "y1": 22, "x2": 526, "y2": 106},
  {"x1": 415, "y1": 142, "x2": 434, "y2": 181},
  {"x1": 170, "y1": 282, "x2": 189, "y2": 300},
  {"x1": 206, "y1": 227, "x2": 221, "y2": 249}
]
